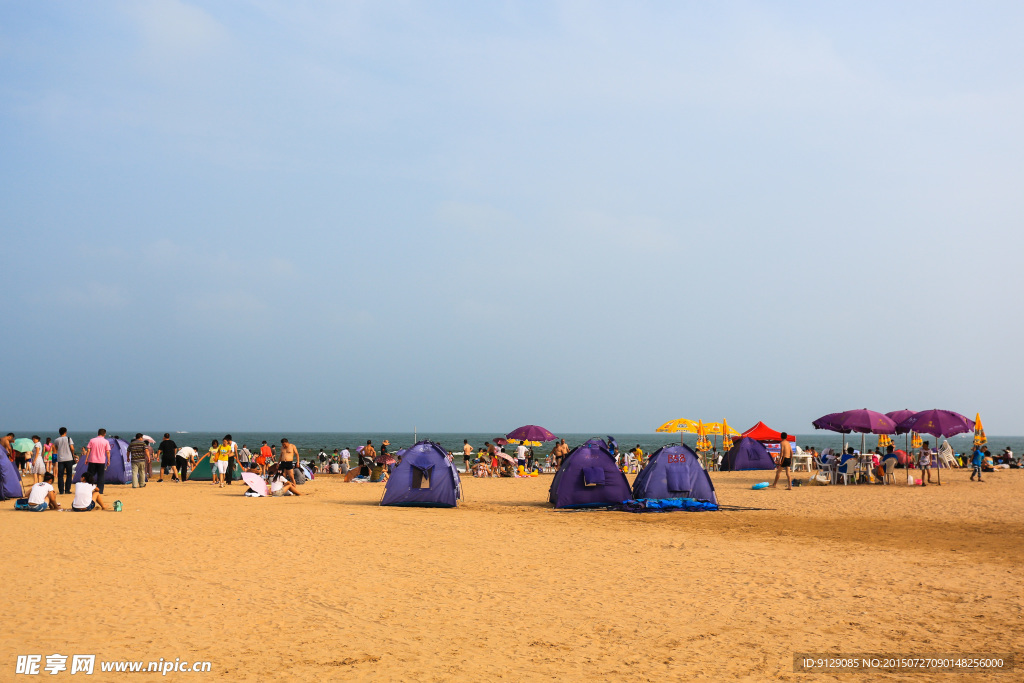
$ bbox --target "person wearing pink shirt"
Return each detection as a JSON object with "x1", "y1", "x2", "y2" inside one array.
[{"x1": 86, "y1": 428, "x2": 111, "y2": 494}]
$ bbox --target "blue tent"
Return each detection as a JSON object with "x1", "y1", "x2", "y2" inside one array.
[
  {"x1": 0, "y1": 450, "x2": 24, "y2": 500},
  {"x1": 380, "y1": 441, "x2": 461, "y2": 507},
  {"x1": 721, "y1": 437, "x2": 776, "y2": 471},
  {"x1": 549, "y1": 441, "x2": 631, "y2": 508},
  {"x1": 631, "y1": 444, "x2": 717, "y2": 504},
  {"x1": 73, "y1": 437, "x2": 131, "y2": 485}
]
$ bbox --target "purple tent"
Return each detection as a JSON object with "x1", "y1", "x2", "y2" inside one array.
[
  {"x1": 721, "y1": 437, "x2": 776, "y2": 471},
  {"x1": 631, "y1": 445, "x2": 717, "y2": 504},
  {"x1": 548, "y1": 442, "x2": 631, "y2": 508},
  {"x1": 380, "y1": 441, "x2": 461, "y2": 507},
  {"x1": 0, "y1": 450, "x2": 24, "y2": 500},
  {"x1": 73, "y1": 438, "x2": 131, "y2": 485}
]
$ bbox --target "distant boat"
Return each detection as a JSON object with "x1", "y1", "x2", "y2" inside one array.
[{"x1": 176, "y1": 431, "x2": 189, "y2": 434}]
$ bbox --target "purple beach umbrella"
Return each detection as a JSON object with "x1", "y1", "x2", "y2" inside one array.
[
  {"x1": 834, "y1": 409, "x2": 897, "y2": 434},
  {"x1": 812, "y1": 412, "x2": 852, "y2": 433},
  {"x1": 506, "y1": 425, "x2": 557, "y2": 443},
  {"x1": 885, "y1": 410, "x2": 917, "y2": 434},
  {"x1": 895, "y1": 410, "x2": 974, "y2": 438}
]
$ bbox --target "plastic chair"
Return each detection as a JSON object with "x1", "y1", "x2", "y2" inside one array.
[
  {"x1": 836, "y1": 459, "x2": 858, "y2": 485},
  {"x1": 883, "y1": 458, "x2": 896, "y2": 485}
]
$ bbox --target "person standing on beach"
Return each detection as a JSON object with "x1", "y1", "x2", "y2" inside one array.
[
  {"x1": 86, "y1": 429, "x2": 110, "y2": 494},
  {"x1": 462, "y1": 440, "x2": 473, "y2": 473},
  {"x1": 770, "y1": 433, "x2": 793, "y2": 490},
  {"x1": 516, "y1": 441, "x2": 528, "y2": 472},
  {"x1": 30, "y1": 436, "x2": 45, "y2": 485},
  {"x1": 128, "y1": 434, "x2": 151, "y2": 488},
  {"x1": 54, "y1": 428, "x2": 75, "y2": 495},
  {"x1": 238, "y1": 444, "x2": 252, "y2": 473},
  {"x1": 280, "y1": 438, "x2": 300, "y2": 485},
  {"x1": 918, "y1": 440, "x2": 934, "y2": 486},
  {"x1": 222, "y1": 435, "x2": 238, "y2": 484},
  {"x1": 258, "y1": 441, "x2": 272, "y2": 476},
  {"x1": 156, "y1": 434, "x2": 178, "y2": 482},
  {"x1": 340, "y1": 446, "x2": 351, "y2": 474}
]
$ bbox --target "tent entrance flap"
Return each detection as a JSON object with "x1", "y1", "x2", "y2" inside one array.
[
  {"x1": 411, "y1": 467, "x2": 431, "y2": 489},
  {"x1": 665, "y1": 467, "x2": 688, "y2": 493},
  {"x1": 582, "y1": 467, "x2": 606, "y2": 487}
]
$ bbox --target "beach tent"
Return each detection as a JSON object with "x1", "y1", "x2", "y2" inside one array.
[
  {"x1": 73, "y1": 438, "x2": 131, "y2": 485},
  {"x1": 631, "y1": 445, "x2": 718, "y2": 504},
  {"x1": 187, "y1": 452, "x2": 244, "y2": 482},
  {"x1": 380, "y1": 441, "x2": 461, "y2": 507},
  {"x1": 0, "y1": 451, "x2": 24, "y2": 499},
  {"x1": 583, "y1": 437, "x2": 609, "y2": 450},
  {"x1": 549, "y1": 442, "x2": 631, "y2": 508},
  {"x1": 721, "y1": 437, "x2": 776, "y2": 471},
  {"x1": 739, "y1": 422, "x2": 796, "y2": 442}
]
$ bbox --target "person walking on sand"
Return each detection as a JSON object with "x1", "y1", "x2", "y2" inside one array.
[
  {"x1": 43, "y1": 437, "x2": 54, "y2": 475},
  {"x1": 280, "y1": 438, "x2": 300, "y2": 485},
  {"x1": 970, "y1": 443, "x2": 984, "y2": 482},
  {"x1": 770, "y1": 432, "x2": 793, "y2": 490},
  {"x1": 86, "y1": 429, "x2": 111, "y2": 494},
  {"x1": 238, "y1": 443, "x2": 252, "y2": 473},
  {"x1": 155, "y1": 434, "x2": 178, "y2": 482},
  {"x1": 258, "y1": 441, "x2": 272, "y2": 476},
  {"x1": 214, "y1": 438, "x2": 234, "y2": 488},
  {"x1": 54, "y1": 427, "x2": 76, "y2": 495},
  {"x1": 128, "y1": 434, "x2": 151, "y2": 488}
]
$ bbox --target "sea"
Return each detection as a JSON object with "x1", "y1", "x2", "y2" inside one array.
[{"x1": 25, "y1": 430, "x2": 1019, "y2": 462}]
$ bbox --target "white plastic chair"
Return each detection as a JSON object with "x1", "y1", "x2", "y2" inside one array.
[
  {"x1": 836, "y1": 458, "x2": 858, "y2": 485},
  {"x1": 883, "y1": 458, "x2": 896, "y2": 485}
]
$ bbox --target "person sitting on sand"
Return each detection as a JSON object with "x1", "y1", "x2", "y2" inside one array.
[
  {"x1": 270, "y1": 471, "x2": 304, "y2": 496},
  {"x1": 19, "y1": 472, "x2": 61, "y2": 511},
  {"x1": 73, "y1": 471, "x2": 112, "y2": 511}
]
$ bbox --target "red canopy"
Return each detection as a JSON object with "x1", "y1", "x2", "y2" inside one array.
[{"x1": 740, "y1": 421, "x2": 796, "y2": 442}]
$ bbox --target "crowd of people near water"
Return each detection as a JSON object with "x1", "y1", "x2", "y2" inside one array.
[{"x1": 4, "y1": 425, "x2": 1021, "y2": 511}]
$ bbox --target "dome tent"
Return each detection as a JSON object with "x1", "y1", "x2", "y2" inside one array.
[
  {"x1": 548, "y1": 441, "x2": 631, "y2": 509},
  {"x1": 0, "y1": 451, "x2": 23, "y2": 499},
  {"x1": 721, "y1": 437, "x2": 776, "y2": 471},
  {"x1": 631, "y1": 444, "x2": 717, "y2": 503},
  {"x1": 380, "y1": 441, "x2": 461, "y2": 507},
  {"x1": 73, "y1": 437, "x2": 131, "y2": 485}
]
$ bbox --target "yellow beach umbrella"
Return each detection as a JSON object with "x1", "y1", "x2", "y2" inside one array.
[
  {"x1": 878, "y1": 434, "x2": 892, "y2": 449},
  {"x1": 973, "y1": 413, "x2": 986, "y2": 447},
  {"x1": 508, "y1": 439, "x2": 542, "y2": 447},
  {"x1": 911, "y1": 432, "x2": 922, "y2": 449},
  {"x1": 655, "y1": 418, "x2": 700, "y2": 434},
  {"x1": 722, "y1": 418, "x2": 734, "y2": 451},
  {"x1": 701, "y1": 422, "x2": 741, "y2": 436},
  {"x1": 695, "y1": 420, "x2": 712, "y2": 453}
]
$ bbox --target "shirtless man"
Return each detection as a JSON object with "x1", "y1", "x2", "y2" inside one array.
[
  {"x1": 279, "y1": 438, "x2": 299, "y2": 485},
  {"x1": 462, "y1": 440, "x2": 473, "y2": 473},
  {"x1": 363, "y1": 440, "x2": 376, "y2": 464},
  {"x1": 770, "y1": 432, "x2": 793, "y2": 490}
]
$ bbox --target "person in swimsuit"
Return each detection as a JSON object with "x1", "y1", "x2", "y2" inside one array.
[
  {"x1": 770, "y1": 432, "x2": 793, "y2": 490},
  {"x1": 280, "y1": 438, "x2": 300, "y2": 485}
]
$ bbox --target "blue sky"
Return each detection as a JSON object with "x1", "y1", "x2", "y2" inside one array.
[{"x1": 2, "y1": 1, "x2": 1022, "y2": 433}]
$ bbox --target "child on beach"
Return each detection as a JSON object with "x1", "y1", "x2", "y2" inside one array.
[
  {"x1": 969, "y1": 444, "x2": 984, "y2": 482},
  {"x1": 918, "y1": 441, "x2": 935, "y2": 486},
  {"x1": 207, "y1": 440, "x2": 221, "y2": 486}
]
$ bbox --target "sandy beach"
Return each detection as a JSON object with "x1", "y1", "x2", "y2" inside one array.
[{"x1": 3, "y1": 469, "x2": 1021, "y2": 681}]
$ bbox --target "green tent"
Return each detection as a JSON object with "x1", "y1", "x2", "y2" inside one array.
[{"x1": 187, "y1": 453, "x2": 243, "y2": 483}]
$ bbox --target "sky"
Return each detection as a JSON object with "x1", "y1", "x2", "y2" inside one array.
[{"x1": 1, "y1": 1, "x2": 1022, "y2": 434}]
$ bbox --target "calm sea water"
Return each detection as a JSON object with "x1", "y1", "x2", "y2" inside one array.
[{"x1": 30, "y1": 430, "x2": 1019, "y2": 462}]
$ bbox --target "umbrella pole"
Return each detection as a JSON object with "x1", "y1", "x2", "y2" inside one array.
[{"x1": 936, "y1": 434, "x2": 941, "y2": 485}]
